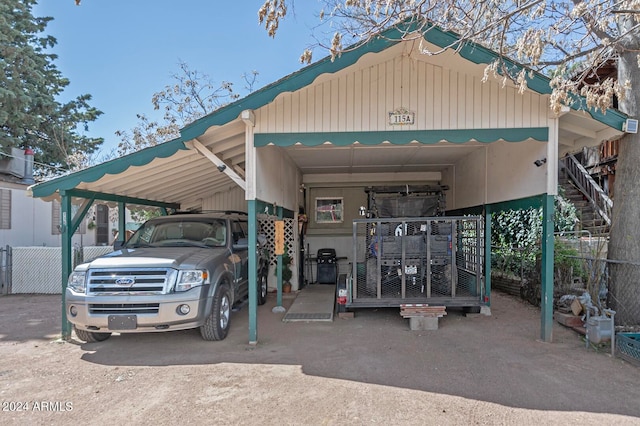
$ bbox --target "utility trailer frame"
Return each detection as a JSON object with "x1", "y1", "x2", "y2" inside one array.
[{"x1": 338, "y1": 216, "x2": 485, "y2": 310}]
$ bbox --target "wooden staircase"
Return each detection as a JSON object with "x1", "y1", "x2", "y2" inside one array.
[{"x1": 559, "y1": 155, "x2": 612, "y2": 237}]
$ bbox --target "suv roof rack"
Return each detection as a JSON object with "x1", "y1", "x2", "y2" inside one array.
[{"x1": 169, "y1": 210, "x2": 248, "y2": 216}]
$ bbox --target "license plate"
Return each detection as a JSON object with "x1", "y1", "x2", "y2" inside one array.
[
  {"x1": 405, "y1": 265, "x2": 418, "y2": 275},
  {"x1": 108, "y1": 315, "x2": 137, "y2": 330}
]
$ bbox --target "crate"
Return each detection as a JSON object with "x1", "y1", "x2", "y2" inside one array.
[{"x1": 616, "y1": 333, "x2": 640, "y2": 366}]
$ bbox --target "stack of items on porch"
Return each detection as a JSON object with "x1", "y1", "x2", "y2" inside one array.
[{"x1": 555, "y1": 292, "x2": 614, "y2": 344}]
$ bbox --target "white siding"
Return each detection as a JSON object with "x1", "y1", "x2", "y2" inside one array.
[
  {"x1": 202, "y1": 185, "x2": 246, "y2": 212},
  {"x1": 255, "y1": 48, "x2": 550, "y2": 135}
]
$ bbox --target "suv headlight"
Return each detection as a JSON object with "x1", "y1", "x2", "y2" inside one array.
[
  {"x1": 68, "y1": 271, "x2": 87, "y2": 293},
  {"x1": 175, "y1": 270, "x2": 208, "y2": 292}
]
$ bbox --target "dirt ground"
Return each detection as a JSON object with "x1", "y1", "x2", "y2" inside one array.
[{"x1": 1, "y1": 290, "x2": 639, "y2": 425}]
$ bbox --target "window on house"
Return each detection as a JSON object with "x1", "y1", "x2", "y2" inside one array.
[
  {"x1": 315, "y1": 197, "x2": 343, "y2": 223},
  {"x1": 51, "y1": 201, "x2": 87, "y2": 235},
  {"x1": 0, "y1": 189, "x2": 11, "y2": 229}
]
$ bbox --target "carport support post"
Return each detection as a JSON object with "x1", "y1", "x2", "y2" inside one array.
[
  {"x1": 248, "y1": 200, "x2": 258, "y2": 344},
  {"x1": 117, "y1": 202, "x2": 126, "y2": 243},
  {"x1": 484, "y1": 206, "x2": 491, "y2": 306},
  {"x1": 540, "y1": 194, "x2": 554, "y2": 342},
  {"x1": 60, "y1": 191, "x2": 73, "y2": 340}
]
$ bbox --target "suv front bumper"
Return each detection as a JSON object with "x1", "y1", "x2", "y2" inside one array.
[{"x1": 66, "y1": 286, "x2": 212, "y2": 333}]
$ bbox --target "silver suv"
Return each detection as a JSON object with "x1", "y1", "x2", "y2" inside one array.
[{"x1": 66, "y1": 211, "x2": 269, "y2": 342}]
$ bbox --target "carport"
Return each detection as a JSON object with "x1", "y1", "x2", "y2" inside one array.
[{"x1": 29, "y1": 24, "x2": 626, "y2": 344}]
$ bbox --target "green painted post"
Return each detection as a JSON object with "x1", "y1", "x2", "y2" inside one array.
[
  {"x1": 118, "y1": 202, "x2": 126, "y2": 243},
  {"x1": 484, "y1": 206, "x2": 492, "y2": 306},
  {"x1": 541, "y1": 194, "x2": 554, "y2": 342},
  {"x1": 248, "y1": 200, "x2": 258, "y2": 344},
  {"x1": 60, "y1": 192, "x2": 73, "y2": 340}
]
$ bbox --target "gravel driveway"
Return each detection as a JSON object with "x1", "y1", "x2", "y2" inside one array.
[{"x1": 1, "y1": 290, "x2": 639, "y2": 425}]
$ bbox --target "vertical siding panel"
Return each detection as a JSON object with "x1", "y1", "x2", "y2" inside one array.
[
  {"x1": 465, "y1": 75, "x2": 475, "y2": 128},
  {"x1": 530, "y1": 93, "x2": 540, "y2": 127},
  {"x1": 481, "y1": 81, "x2": 491, "y2": 128},
  {"x1": 268, "y1": 98, "x2": 277, "y2": 132},
  {"x1": 521, "y1": 91, "x2": 531, "y2": 127},
  {"x1": 344, "y1": 73, "x2": 353, "y2": 132},
  {"x1": 442, "y1": 69, "x2": 450, "y2": 129},
  {"x1": 324, "y1": 81, "x2": 333, "y2": 131},
  {"x1": 497, "y1": 85, "x2": 507, "y2": 128},
  {"x1": 290, "y1": 92, "x2": 299, "y2": 132},
  {"x1": 314, "y1": 84, "x2": 323, "y2": 132},
  {"x1": 384, "y1": 60, "x2": 393, "y2": 130},
  {"x1": 433, "y1": 66, "x2": 442, "y2": 128},
  {"x1": 514, "y1": 90, "x2": 523, "y2": 128},
  {"x1": 370, "y1": 65, "x2": 379, "y2": 131},
  {"x1": 282, "y1": 93, "x2": 292, "y2": 132},
  {"x1": 299, "y1": 89, "x2": 308, "y2": 132},
  {"x1": 490, "y1": 82, "x2": 498, "y2": 128},
  {"x1": 307, "y1": 86, "x2": 316, "y2": 131},
  {"x1": 408, "y1": 56, "x2": 418, "y2": 126},
  {"x1": 505, "y1": 87, "x2": 515, "y2": 128},
  {"x1": 425, "y1": 63, "x2": 434, "y2": 129},
  {"x1": 473, "y1": 78, "x2": 483, "y2": 128},
  {"x1": 417, "y1": 61, "x2": 427, "y2": 128},
  {"x1": 457, "y1": 72, "x2": 466, "y2": 128},
  {"x1": 362, "y1": 67, "x2": 371, "y2": 131},
  {"x1": 353, "y1": 69, "x2": 362, "y2": 131},
  {"x1": 332, "y1": 76, "x2": 348, "y2": 132}
]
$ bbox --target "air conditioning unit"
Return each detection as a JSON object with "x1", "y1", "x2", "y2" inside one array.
[{"x1": 0, "y1": 147, "x2": 26, "y2": 178}]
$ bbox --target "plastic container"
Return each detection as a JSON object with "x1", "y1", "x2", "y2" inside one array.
[
  {"x1": 587, "y1": 315, "x2": 613, "y2": 344},
  {"x1": 616, "y1": 333, "x2": 640, "y2": 366}
]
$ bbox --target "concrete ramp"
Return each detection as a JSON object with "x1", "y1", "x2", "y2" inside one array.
[{"x1": 282, "y1": 284, "x2": 335, "y2": 322}]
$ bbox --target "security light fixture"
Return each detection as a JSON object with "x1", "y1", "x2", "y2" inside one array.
[
  {"x1": 623, "y1": 118, "x2": 638, "y2": 134},
  {"x1": 217, "y1": 164, "x2": 226, "y2": 172},
  {"x1": 534, "y1": 158, "x2": 547, "y2": 167}
]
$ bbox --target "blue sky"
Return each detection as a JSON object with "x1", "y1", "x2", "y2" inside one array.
[{"x1": 33, "y1": 1, "x2": 323, "y2": 155}]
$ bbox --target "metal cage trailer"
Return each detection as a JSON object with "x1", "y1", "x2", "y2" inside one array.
[{"x1": 337, "y1": 216, "x2": 486, "y2": 311}]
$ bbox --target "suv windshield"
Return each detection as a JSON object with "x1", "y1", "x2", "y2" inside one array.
[{"x1": 126, "y1": 219, "x2": 227, "y2": 248}]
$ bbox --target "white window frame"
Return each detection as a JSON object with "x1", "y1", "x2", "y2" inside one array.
[{"x1": 315, "y1": 197, "x2": 344, "y2": 224}]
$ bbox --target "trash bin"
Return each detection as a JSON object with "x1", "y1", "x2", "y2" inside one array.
[{"x1": 316, "y1": 248, "x2": 337, "y2": 284}]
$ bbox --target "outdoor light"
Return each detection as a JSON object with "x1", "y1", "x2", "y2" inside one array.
[
  {"x1": 217, "y1": 164, "x2": 227, "y2": 172},
  {"x1": 534, "y1": 158, "x2": 547, "y2": 167},
  {"x1": 358, "y1": 206, "x2": 367, "y2": 216}
]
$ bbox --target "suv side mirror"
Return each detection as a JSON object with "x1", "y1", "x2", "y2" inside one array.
[{"x1": 233, "y1": 238, "x2": 249, "y2": 251}]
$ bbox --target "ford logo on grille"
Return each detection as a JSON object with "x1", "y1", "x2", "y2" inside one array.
[{"x1": 115, "y1": 277, "x2": 135, "y2": 286}]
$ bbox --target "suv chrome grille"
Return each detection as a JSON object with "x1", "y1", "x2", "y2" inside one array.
[
  {"x1": 87, "y1": 268, "x2": 175, "y2": 295},
  {"x1": 89, "y1": 303, "x2": 160, "y2": 314}
]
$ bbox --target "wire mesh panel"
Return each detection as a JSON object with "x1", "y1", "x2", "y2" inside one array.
[{"x1": 351, "y1": 216, "x2": 483, "y2": 307}]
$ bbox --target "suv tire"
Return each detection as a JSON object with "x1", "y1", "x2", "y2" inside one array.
[
  {"x1": 200, "y1": 284, "x2": 231, "y2": 341},
  {"x1": 257, "y1": 270, "x2": 268, "y2": 305},
  {"x1": 74, "y1": 326, "x2": 112, "y2": 343}
]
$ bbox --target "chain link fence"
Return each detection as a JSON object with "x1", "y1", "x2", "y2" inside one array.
[
  {"x1": 1, "y1": 245, "x2": 114, "y2": 294},
  {"x1": 491, "y1": 235, "x2": 640, "y2": 326}
]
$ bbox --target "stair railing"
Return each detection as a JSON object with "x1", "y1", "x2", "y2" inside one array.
[{"x1": 560, "y1": 154, "x2": 613, "y2": 226}]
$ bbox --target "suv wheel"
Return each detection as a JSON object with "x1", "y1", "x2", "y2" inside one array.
[
  {"x1": 257, "y1": 270, "x2": 268, "y2": 305},
  {"x1": 200, "y1": 284, "x2": 231, "y2": 341},
  {"x1": 74, "y1": 326, "x2": 112, "y2": 343}
]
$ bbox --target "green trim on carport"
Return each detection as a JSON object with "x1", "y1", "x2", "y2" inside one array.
[
  {"x1": 29, "y1": 138, "x2": 190, "y2": 200},
  {"x1": 254, "y1": 128, "x2": 549, "y2": 147}
]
